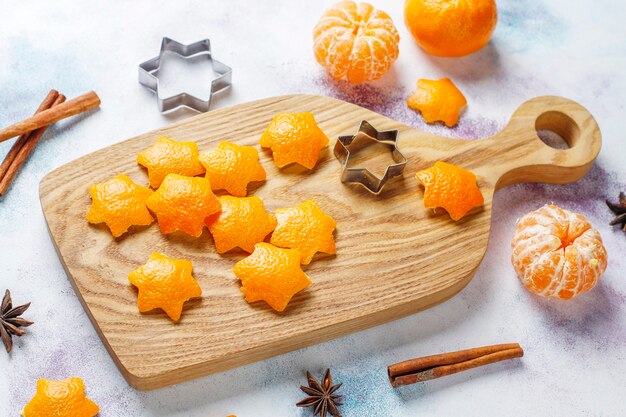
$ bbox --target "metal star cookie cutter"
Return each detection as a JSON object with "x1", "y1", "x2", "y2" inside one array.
[
  {"x1": 334, "y1": 120, "x2": 407, "y2": 194},
  {"x1": 138, "y1": 37, "x2": 232, "y2": 113}
]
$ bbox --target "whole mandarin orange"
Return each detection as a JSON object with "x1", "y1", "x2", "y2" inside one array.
[{"x1": 404, "y1": 0, "x2": 497, "y2": 57}]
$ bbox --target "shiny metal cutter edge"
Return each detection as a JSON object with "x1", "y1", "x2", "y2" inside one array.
[
  {"x1": 334, "y1": 120, "x2": 407, "y2": 194},
  {"x1": 138, "y1": 37, "x2": 232, "y2": 113}
]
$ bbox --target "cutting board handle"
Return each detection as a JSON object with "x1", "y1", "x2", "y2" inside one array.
[{"x1": 480, "y1": 95, "x2": 601, "y2": 190}]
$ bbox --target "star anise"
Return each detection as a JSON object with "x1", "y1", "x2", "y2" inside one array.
[
  {"x1": 296, "y1": 369, "x2": 343, "y2": 417},
  {"x1": 0, "y1": 289, "x2": 33, "y2": 353},
  {"x1": 606, "y1": 191, "x2": 626, "y2": 231}
]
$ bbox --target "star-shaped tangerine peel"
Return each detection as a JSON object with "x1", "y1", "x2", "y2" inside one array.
[
  {"x1": 415, "y1": 161, "x2": 484, "y2": 221},
  {"x1": 146, "y1": 174, "x2": 221, "y2": 237},
  {"x1": 205, "y1": 196, "x2": 277, "y2": 253},
  {"x1": 199, "y1": 142, "x2": 267, "y2": 197},
  {"x1": 86, "y1": 174, "x2": 154, "y2": 237},
  {"x1": 22, "y1": 378, "x2": 99, "y2": 417},
  {"x1": 270, "y1": 200, "x2": 337, "y2": 264},
  {"x1": 128, "y1": 252, "x2": 202, "y2": 321},
  {"x1": 407, "y1": 78, "x2": 467, "y2": 127},
  {"x1": 137, "y1": 136, "x2": 205, "y2": 188},
  {"x1": 259, "y1": 112, "x2": 329, "y2": 169},
  {"x1": 233, "y1": 243, "x2": 312, "y2": 312}
]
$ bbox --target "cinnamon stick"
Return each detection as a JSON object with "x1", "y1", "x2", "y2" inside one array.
[
  {"x1": 0, "y1": 90, "x2": 59, "y2": 181},
  {"x1": 0, "y1": 94, "x2": 67, "y2": 196},
  {"x1": 388, "y1": 343, "x2": 524, "y2": 387},
  {"x1": 0, "y1": 91, "x2": 100, "y2": 144}
]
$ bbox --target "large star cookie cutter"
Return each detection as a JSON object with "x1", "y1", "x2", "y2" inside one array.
[
  {"x1": 138, "y1": 37, "x2": 232, "y2": 113},
  {"x1": 334, "y1": 120, "x2": 407, "y2": 194}
]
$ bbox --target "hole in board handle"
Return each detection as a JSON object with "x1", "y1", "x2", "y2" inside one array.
[{"x1": 535, "y1": 111, "x2": 580, "y2": 150}]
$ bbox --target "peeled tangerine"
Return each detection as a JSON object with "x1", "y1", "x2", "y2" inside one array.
[
  {"x1": 511, "y1": 204, "x2": 607, "y2": 300},
  {"x1": 313, "y1": 1, "x2": 400, "y2": 83},
  {"x1": 260, "y1": 113, "x2": 329, "y2": 169},
  {"x1": 128, "y1": 252, "x2": 202, "y2": 321},
  {"x1": 233, "y1": 243, "x2": 312, "y2": 312},
  {"x1": 22, "y1": 378, "x2": 99, "y2": 417}
]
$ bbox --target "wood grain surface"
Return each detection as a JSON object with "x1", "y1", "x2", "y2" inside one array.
[{"x1": 39, "y1": 94, "x2": 601, "y2": 390}]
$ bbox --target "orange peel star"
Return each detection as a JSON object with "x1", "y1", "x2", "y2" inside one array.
[
  {"x1": 233, "y1": 242, "x2": 312, "y2": 312},
  {"x1": 128, "y1": 252, "x2": 202, "y2": 321},
  {"x1": 146, "y1": 174, "x2": 221, "y2": 237},
  {"x1": 205, "y1": 196, "x2": 277, "y2": 253},
  {"x1": 259, "y1": 112, "x2": 329, "y2": 169},
  {"x1": 270, "y1": 200, "x2": 337, "y2": 264},
  {"x1": 407, "y1": 78, "x2": 467, "y2": 127},
  {"x1": 415, "y1": 161, "x2": 484, "y2": 221},
  {"x1": 137, "y1": 136, "x2": 205, "y2": 188},
  {"x1": 199, "y1": 142, "x2": 266, "y2": 197},
  {"x1": 22, "y1": 378, "x2": 99, "y2": 417},
  {"x1": 86, "y1": 174, "x2": 154, "y2": 237}
]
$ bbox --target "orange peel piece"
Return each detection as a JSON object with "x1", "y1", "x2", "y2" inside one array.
[
  {"x1": 205, "y1": 195, "x2": 277, "y2": 253},
  {"x1": 137, "y1": 136, "x2": 205, "y2": 188},
  {"x1": 415, "y1": 161, "x2": 484, "y2": 221},
  {"x1": 146, "y1": 174, "x2": 221, "y2": 237},
  {"x1": 407, "y1": 78, "x2": 467, "y2": 127},
  {"x1": 270, "y1": 200, "x2": 337, "y2": 264},
  {"x1": 86, "y1": 174, "x2": 154, "y2": 237},
  {"x1": 22, "y1": 378, "x2": 99, "y2": 417},
  {"x1": 259, "y1": 112, "x2": 329, "y2": 169},
  {"x1": 233, "y1": 242, "x2": 311, "y2": 312},
  {"x1": 199, "y1": 142, "x2": 266, "y2": 197},
  {"x1": 128, "y1": 252, "x2": 202, "y2": 321}
]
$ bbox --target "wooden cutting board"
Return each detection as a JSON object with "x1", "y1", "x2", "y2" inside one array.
[{"x1": 39, "y1": 94, "x2": 601, "y2": 390}]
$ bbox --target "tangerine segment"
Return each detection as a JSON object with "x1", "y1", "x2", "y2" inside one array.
[
  {"x1": 86, "y1": 174, "x2": 154, "y2": 237},
  {"x1": 233, "y1": 243, "x2": 311, "y2": 312},
  {"x1": 22, "y1": 378, "x2": 99, "y2": 417},
  {"x1": 415, "y1": 161, "x2": 484, "y2": 221},
  {"x1": 128, "y1": 252, "x2": 202, "y2": 321},
  {"x1": 270, "y1": 200, "x2": 337, "y2": 264},
  {"x1": 313, "y1": 1, "x2": 400, "y2": 83},
  {"x1": 407, "y1": 78, "x2": 467, "y2": 127},
  {"x1": 259, "y1": 113, "x2": 329, "y2": 169},
  {"x1": 137, "y1": 136, "x2": 205, "y2": 188},
  {"x1": 205, "y1": 196, "x2": 277, "y2": 253},
  {"x1": 511, "y1": 204, "x2": 607, "y2": 300},
  {"x1": 404, "y1": 0, "x2": 497, "y2": 57},
  {"x1": 199, "y1": 142, "x2": 267, "y2": 197},
  {"x1": 146, "y1": 174, "x2": 221, "y2": 237}
]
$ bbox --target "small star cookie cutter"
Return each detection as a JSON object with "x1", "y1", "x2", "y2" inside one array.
[
  {"x1": 138, "y1": 37, "x2": 232, "y2": 113},
  {"x1": 334, "y1": 120, "x2": 407, "y2": 194}
]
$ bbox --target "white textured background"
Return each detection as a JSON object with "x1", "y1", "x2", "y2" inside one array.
[{"x1": 1, "y1": 1, "x2": 625, "y2": 416}]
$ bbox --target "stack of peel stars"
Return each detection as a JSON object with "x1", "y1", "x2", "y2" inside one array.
[{"x1": 87, "y1": 112, "x2": 337, "y2": 319}]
